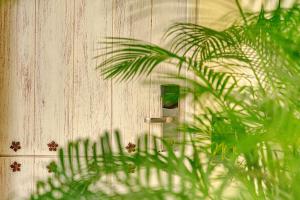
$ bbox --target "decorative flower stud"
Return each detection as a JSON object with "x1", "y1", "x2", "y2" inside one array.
[
  {"x1": 46, "y1": 164, "x2": 53, "y2": 173},
  {"x1": 46, "y1": 161, "x2": 57, "y2": 173},
  {"x1": 127, "y1": 164, "x2": 136, "y2": 173},
  {"x1": 10, "y1": 141, "x2": 21, "y2": 152},
  {"x1": 10, "y1": 161, "x2": 21, "y2": 172},
  {"x1": 125, "y1": 142, "x2": 136, "y2": 153},
  {"x1": 47, "y1": 141, "x2": 58, "y2": 151}
]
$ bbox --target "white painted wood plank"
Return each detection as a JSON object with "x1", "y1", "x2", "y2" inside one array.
[
  {"x1": 0, "y1": 157, "x2": 34, "y2": 200},
  {"x1": 111, "y1": 0, "x2": 152, "y2": 149},
  {"x1": 73, "y1": 0, "x2": 112, "y2": 141},
  {"x1": 35, "y1": 0, "x2": 74, "y2": 155},
  {"x1": 150, "y1": 0, "x2": 188, "y2": 149},
  {"x1": 32, "y1": 156, "x2": 57, "y2": 192},
  {"x1": 185, "y1": 0, "x2": 202, "y2": 121},
  {"x1": 0, "y1": 0, "x2": 35, "y2": 155}
]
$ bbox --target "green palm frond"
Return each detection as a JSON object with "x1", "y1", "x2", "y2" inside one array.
[
  {"x1": 97, "y1": 38, "x2": 185, "y2": 81},
  {"x1": 31, "y1": 1, "x2": 300, "y2": 200},
  {"x1": 30, "y1": 132, "x2": 226, "y2": 200},
  {"x1": 96, "y1": 26, "x2": 251, "y2": 82},
  {"x1": 165, "y1": 23, "x2": 246, "y2": 62},
  {"x1": 241, "y1": 4, "x2": 300, "y2": 79}
]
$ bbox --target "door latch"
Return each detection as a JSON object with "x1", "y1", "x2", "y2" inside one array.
[{"x1": 145, "y1": 84, "x2": 180, "y2": 149}]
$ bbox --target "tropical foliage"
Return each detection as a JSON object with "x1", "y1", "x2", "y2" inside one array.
[{"x1": 30, "y1": 1, "x2": 300, "y2": 200}]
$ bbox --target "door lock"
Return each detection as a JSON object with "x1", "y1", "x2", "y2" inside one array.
[{"x1": 145, "y1": 84, "x2": 180, "y2": 149}]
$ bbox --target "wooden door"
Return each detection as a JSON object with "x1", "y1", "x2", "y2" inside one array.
[{"x1": 0, "y1": 0, "x2": 191, "y2": 199}]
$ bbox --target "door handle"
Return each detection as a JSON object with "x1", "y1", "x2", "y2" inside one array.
[
  {"x1": 145, "y1": 84, "x2": 180, "y2": 150},
  {"x1": 144, "y1": 117, "x2": 174, "y2": 123}
]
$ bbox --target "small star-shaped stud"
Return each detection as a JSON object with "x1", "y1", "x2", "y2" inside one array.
[
  {"x1": 127, "y1": 164, "x2": 136, "y2": 173},
  {"x1": 125, "y1": 142, "x2": 136, "y2": 153},
  {"x1": 47, "y1": 141, "x2": 58, "y2": 151},
  {"x1": 10, "y1": 141, "x2": 21, "y2": 152},
  {"x1": 10, "y1": 161, "x2": 21, "y2": 172},
  {"x1": 46, "y1": 161, "x2": 57, "y2": 173}
]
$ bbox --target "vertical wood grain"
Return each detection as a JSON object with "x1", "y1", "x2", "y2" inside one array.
[
  {"x1": 111, "y1": 0, "x2": 152, "y2": 148},
  {"x1": 0, "y1": 0, "x2": 35, "y2": 155},
  {"x1": 33, "y1": 156, "x2": 57, "y2": 195},
  {"x1": 34, "y1": 0, "x2": 74, "y2": 155},
  {"x1": 0, "y1": 157, "x2": 34, "y2": 200},
  {"x1": 150, "y1": 0, "x2": 187, "y2": 148},
  {"x1": 0, "y1": 1, "x2": 35, "y2": 198},
  {"x1": 73, "y1": 0, "x2": 112, "y2": 141},
  {"x1": 185, "y1": 0, "x2": 199, "y2": 122},
  {"x1": 0, "y1": 0, "x2": 197, "y2": 198}
]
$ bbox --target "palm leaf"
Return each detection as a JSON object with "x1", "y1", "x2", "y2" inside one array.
[
  {"x1": 31, "y1": 2, "x2": 300, "y2": 200},
  {"x1": 97, "y1": 38, "x2": 185, "y2": 81},
  {"x1": 30, "y1": 132, "x2": 225, "y2": 200}
]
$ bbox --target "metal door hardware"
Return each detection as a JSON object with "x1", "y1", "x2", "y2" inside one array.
[{"x1": 145, "y1": 84, "x2": 180, "y2": 149}]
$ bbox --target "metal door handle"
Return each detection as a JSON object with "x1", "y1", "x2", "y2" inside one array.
[{"x1": 144, "y1": 117, "x2": 174, "y2": 123}]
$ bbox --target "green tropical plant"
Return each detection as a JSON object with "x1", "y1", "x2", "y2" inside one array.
[{"x1": 30, "y1": 1, "x2": 300, "y2": 199}]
